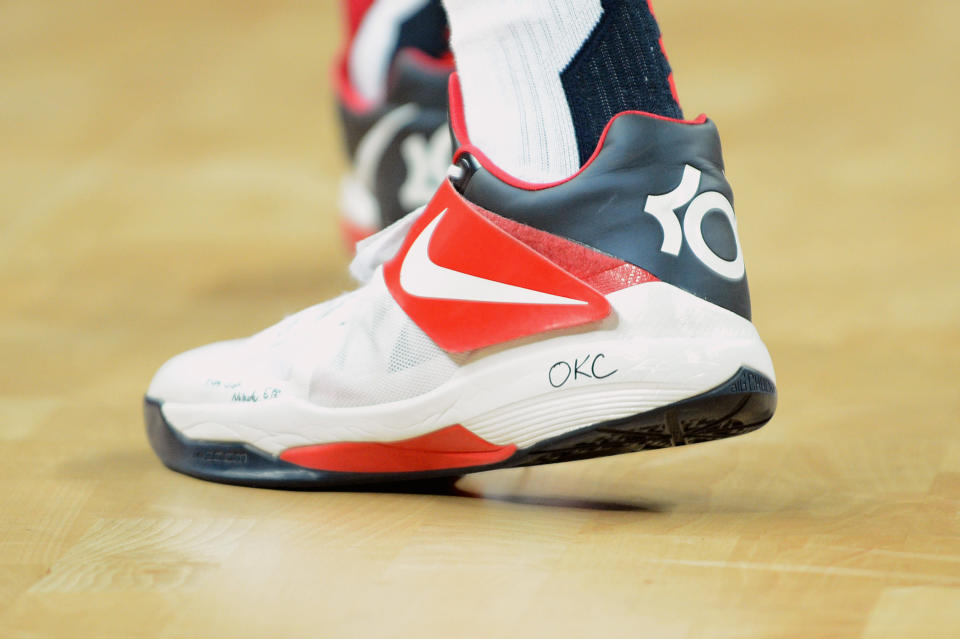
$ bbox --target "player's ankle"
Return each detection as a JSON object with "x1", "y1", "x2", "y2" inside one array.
[{"x1": 445, "y1": 0, "x2": 680, "y2": 182}]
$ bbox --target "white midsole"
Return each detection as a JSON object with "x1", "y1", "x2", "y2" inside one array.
[{"x1": 160, "y1": 282, "x2": 775, "y2": 456}]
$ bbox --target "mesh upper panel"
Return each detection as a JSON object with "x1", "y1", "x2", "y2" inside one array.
[{"x1": 253, "y1": 272, "x2": 463, "y2": 408}]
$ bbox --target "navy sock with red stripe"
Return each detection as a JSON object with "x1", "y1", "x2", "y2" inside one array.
[
  {"x1": 561, "y1": 0, "x2": 682, "y2": 165},
  {"x1": 445, "y1": 0, "x2": 683, "y2": 182}
]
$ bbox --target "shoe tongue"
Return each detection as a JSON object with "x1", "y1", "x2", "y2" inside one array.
[{"x1": 349, "y1": 205, "x2": 426, "y2": 283}]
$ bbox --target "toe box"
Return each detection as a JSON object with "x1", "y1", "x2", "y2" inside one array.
[{"x1": 146, "y1": 339, "x2": 289, "y2": 405}]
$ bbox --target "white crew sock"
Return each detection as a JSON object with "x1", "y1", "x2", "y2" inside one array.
[
  {"x1": 349, "y1": 0, "x2": 434, "y2": 104},
  {"x1": 443, "y1": 0, "x2": 603, "y2": 182}
]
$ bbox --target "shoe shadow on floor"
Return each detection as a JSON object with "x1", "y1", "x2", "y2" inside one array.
[
  {"x1": 63, "y1": 448, "x2": 661, "y2": 512},
  {"x1": 341, "y1": 476, "x2": 667, "y2": 512}
]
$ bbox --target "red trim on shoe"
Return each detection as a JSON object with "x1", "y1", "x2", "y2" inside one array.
[
  {"x1": 332, "y1": 52, "x2": 372, "y2": 114},
  {"x1": 279, "y1": 424, "x2": 517, "y2": 473},
  {"x1": 588, "y1": 262, "x2": 662, "y2": 295},
  {"x1": 448, "y1": 73, "x2": 470, "y2": 146},
  {"x1": 334, "y1": 1, "x2": 380, "y2": 113},
  {"x1": 383, "y1": 180, "x2": 612, "y2": 353},
  {"x1": 345, "y1": 0, "x2": 378, "y2": 37},
  {"x1": 475, "y1": 209, "x2": 658, "y2": 294},
  {"x1": 447, "y1": 73, "x2": 705, "y2": 192}
]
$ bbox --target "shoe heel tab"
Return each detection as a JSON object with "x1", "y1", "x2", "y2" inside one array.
[
  {"x1": 385, "y1": 48, "x2": 453, "y2": 107},
  {"x1": 605, "y1": 111, "x2": 726, "y2": 174}
]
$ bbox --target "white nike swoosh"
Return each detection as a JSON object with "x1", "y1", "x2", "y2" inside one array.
[{"x1": 398, "y1": 210, "x2": 588, "y2": 305}]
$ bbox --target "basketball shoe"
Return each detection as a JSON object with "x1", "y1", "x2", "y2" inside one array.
[
  {"x1": 145, "y1": 75, "x2": 776, "y2": 488},
  {"x1": 335, "y1": 46, "x2": 452, "y2": 246}
]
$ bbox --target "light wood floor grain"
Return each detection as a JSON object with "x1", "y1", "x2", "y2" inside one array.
[{"x1": 1, "y1": 1, "x2": 958, "y2": 637}]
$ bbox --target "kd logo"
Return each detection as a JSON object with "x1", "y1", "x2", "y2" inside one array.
[
  {"x1": 643, "y1": 164, "x2": 745, "y2": 280},
  {"x1": 399, "y1": 126, "x2": 451, "y2": 211}
]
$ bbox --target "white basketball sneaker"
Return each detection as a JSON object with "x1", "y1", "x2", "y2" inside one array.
[{"x1": 145, "y1": 75, "x2": 776, "y2": 488}]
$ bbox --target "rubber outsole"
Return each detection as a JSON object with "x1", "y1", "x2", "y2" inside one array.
[{"x1": 144, "y1": 367, "x2": 776, "y2": 489}]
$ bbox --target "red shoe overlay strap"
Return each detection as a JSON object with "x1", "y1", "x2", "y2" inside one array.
[
  {"x1": 476, "y1": 209, "x2": 659, "y2": 295},
  {"x1": 587, "y1": 262, "x2": 660, "y2": 295},
  {"x1": 279, "y1": 425, "x2": 517, "y2": 473},
  {"x1": 383, "y1": 180, "x2": 612, "y2": 352}
]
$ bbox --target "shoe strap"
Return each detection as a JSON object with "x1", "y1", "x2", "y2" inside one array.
[{"x1": 349, "y1": 204, "x2": 426, "y2": 283}]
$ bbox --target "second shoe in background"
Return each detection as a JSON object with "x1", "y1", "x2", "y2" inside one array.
[{"x1": 334, "y1": 0, "x2": 453, "y2": 245}]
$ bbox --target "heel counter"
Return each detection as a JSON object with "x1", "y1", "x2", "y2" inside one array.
[{"x1": 460, "y1": 113, "x2": 754, "y2": 319}]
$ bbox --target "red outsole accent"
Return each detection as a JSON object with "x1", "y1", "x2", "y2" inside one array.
[
  {"x1": 448, "y1": 74, "x2": 704, "y2": 192},
  {"x1": 279, "y1": 424, "x2": 517, "y2": 473}
]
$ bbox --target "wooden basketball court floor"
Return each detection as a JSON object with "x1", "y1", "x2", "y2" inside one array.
[{"x1": 1, "y1": 1, "x2": 958, "y2": 637}]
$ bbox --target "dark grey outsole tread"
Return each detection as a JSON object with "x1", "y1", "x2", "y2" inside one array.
[{"x1": 144, "y1": 366, "x2": 776, "y2": 489}]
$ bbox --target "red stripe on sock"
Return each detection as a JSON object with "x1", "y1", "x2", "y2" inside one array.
[
  {"x1": 647, "y1": 0, "x2": 682, "y2": 108},
  {"x1": 667, "y1": 71, "x2": 680, "y2": 106},
  {"x1": 345, "y1": 0, "x2": 377, "y2": 38}
]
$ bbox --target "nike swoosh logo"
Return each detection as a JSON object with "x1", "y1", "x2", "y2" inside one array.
[{"x1": 399, "y1": 210, "x2": 588, "y2": 305}]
